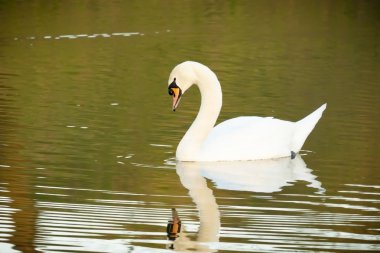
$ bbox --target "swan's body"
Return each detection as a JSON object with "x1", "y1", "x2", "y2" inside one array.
[{"x1": 168, "y1": 61, "x2": 326, "y2": 162}]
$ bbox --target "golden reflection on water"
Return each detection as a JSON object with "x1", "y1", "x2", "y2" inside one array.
[{"x1": 2, "y1": 167, "x2": 42, "y2": 253}]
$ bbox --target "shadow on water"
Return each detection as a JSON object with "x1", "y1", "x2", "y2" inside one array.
[
  {"x1": 169, "y1": 155, "x2": 323, "y2": 252},
  {"x1": 0, "y1": 74, "x2": 42, "y2": 253}
]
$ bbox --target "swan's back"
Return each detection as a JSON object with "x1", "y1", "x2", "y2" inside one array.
[
  {"x1": 198, "y1": 104, "x2": 327, "y2": 161},
  {"x1": 199, "y1": 116, "x2": 294, "y2": 161}
]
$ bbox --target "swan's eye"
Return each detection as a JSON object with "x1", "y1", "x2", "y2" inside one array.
[{"x1": 168, "y1": 78, "x2": 178, "y2": 96}]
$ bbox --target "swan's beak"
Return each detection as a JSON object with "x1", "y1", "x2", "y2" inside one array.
[{"x1": 171, "y1": 88, "x2": 182, "y2": 111}]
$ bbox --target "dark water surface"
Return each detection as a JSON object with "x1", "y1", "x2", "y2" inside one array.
[{"x1": 0, "y1": 1, "x2": 379, "y2": 252}]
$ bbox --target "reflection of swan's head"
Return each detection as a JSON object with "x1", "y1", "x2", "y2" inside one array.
[
  {"x1": 172, "y1": 155, "x2": 324, "y2": 251},
  {"x1": 173, "y1": 161, "x2": 220, "y2": 252}
]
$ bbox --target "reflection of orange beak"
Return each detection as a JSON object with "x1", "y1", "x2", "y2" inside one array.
[{"x1": 171, "y1": 88, "x2": 182, "y2": 111}]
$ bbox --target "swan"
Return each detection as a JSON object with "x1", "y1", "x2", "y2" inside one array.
[{"x1": 168, "y1": 61, "x2": 327, "y2": 161}]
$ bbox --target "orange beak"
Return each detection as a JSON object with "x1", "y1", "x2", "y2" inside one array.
[{"x1": 171, "y1": 88, "x2": 182, "y2": 111}]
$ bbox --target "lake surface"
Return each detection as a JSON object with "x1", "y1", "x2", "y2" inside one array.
[{"x1": 0, "y1": 1, "x2": 379, "y2": 252}]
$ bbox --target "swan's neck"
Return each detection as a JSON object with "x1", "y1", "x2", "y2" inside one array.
[{"x1": 177, "y1": 72, "x2": 222, "y2": 161}]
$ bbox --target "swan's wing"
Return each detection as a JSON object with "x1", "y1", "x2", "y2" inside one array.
[{"x1": 199, "y1": 116, "x2": 296, "y2": 161}]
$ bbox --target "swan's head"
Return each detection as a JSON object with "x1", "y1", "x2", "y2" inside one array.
[
  {"x1": 168, "y1": 78, "x2": 182, "y2": 111},
  {"x1": 168, "y1": 61, "x2": 198, "y2": 111}
]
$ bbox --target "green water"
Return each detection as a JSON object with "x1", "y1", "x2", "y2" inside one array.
[{"x1": 0, "y1": 1, "x2": 379, "y2": 252}]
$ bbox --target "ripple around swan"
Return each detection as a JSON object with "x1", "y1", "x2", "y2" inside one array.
[
  {"x1": 1, "y1": 162, "x2": 379, "y2": 252},
  {"x1": 34, "y1": 201, "x2": 174, "y2": 251},
  {"x1": 0, "y1": 174, "x2": 379, "y2": 253}
]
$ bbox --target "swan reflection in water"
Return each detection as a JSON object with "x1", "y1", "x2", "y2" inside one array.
[{"x1": 167, "y1": 155, "x2": 324, "y2": 252}]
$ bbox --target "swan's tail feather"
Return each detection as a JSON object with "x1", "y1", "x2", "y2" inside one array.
[{"x1": 291, "y1": 103, "x2": 327, "y2": 152}]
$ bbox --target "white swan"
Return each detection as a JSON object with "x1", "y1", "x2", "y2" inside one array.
[{"x1": 168, "y1": 61, "x2": 326, "y2": 161}]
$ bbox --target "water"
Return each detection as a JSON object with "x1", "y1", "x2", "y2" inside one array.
[{"x1": 0, "y1": 1, "x2": 379, "y2": 252}]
